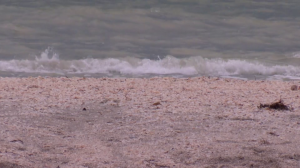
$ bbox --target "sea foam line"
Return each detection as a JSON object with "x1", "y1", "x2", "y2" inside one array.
[{"x1": 0, "y1": 49, "x2": 300, "y2": 79}]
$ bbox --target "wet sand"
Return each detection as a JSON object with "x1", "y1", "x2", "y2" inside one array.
[{"x1": 0, "y1": 77, "x2": 300, "y2": 168}]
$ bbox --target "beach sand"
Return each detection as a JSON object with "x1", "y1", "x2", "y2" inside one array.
[{"x1": 0, "y1": 77, "x2": 300, "y2": 168}]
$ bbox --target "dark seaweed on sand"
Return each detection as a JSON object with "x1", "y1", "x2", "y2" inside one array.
[{"x1": 258, "y1": 99, "x2": 291, "y2": 111}]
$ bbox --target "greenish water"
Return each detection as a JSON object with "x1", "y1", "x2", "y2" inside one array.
[{"x1": 1, "y1": 1, "x2": 300, "y2": 79}]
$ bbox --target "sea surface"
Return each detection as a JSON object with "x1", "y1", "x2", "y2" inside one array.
[{"x1": 1, "y1": 1, "x2": 300, "y2": 80}]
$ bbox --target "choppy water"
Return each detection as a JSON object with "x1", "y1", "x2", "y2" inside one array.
[{"x1": 1, "y1": 1, "x2": 300, "y2": 80}]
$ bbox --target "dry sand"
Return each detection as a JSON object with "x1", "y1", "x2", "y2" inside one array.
[{"x1": 0, "y1": 77, "x2": 300, "y2": 168}]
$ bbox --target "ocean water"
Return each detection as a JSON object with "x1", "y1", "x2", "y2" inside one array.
[{"x1": 1, "y1": 1, "x2": 300, "y2": 80}]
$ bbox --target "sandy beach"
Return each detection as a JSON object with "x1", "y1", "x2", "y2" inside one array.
[{"x1": 0, "y1": 77, "x2": 300, "y2": 168}]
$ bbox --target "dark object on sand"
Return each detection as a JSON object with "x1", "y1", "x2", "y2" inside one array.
[
  {"x1": 291, "y1": 85, "x2": 298, "y2": 91},
  {"x1": 153, "y1": 102, "x2": 161, "y2": 106},
  {"x1": 82, "y1": 108, "x2": 87, "y2": 111},
  {"x1": 258, "y1": 99, "x2": 290, "y2": 110}
]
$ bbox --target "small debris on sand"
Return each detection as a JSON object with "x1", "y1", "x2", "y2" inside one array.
[
  {"x1": 153, "y1": 102, "x2": 161, "y2": 106},
  {"x1": 258, "y1": 99, "x2": 290, "y2": 111},
  {"x1": 291, "y1": 85, "x2": 298, "y2": 91}
]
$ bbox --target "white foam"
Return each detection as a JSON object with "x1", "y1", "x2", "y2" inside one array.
[
  {"x1": 1, "y1": 49, "x2": 300, "y2": 79},
  {"x1": 292, "y1": 52, "x2": 300, "y2": 58}
]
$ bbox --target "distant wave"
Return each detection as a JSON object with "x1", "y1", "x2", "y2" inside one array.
[
  {"x1": 292, "y1": 51, "x2": 300, "y2": 58},
  {"x1": 1, "y1": 49, "x2": 300, "y2": 79}
]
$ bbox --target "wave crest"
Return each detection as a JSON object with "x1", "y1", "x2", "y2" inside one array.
[{"x1": 1, "y1": 49, "x2": 300, "y2": 79}]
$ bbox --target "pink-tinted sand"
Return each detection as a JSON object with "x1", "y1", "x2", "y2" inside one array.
[{"x1": 0, "y1": 77, "x2": 300, "y2": 167}]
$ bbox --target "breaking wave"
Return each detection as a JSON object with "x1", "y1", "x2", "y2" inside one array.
[{"x1": 1, "y1": 49, "x2": 300, "y2": 80}]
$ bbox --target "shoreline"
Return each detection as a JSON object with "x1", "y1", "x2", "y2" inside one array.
[{"x1": 1, "y1": 77, "x2": 300, "y2": 167}]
